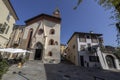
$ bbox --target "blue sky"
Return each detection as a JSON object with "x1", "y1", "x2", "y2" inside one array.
[{"x1": 11, "y1": 0, "x2": 117, "y2": 46}]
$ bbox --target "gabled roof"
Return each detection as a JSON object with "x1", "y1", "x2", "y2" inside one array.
[
  {"x1": 3, "y1": 0, "x2": 19, "y2": 20},
  {"x1": 25, "y1": 13, "x2": 61, "y2": 26},
  {"x1": 67, "y1": 32, "x2": 103, "y2": 44},
  {"x1": 74, "y1": 32, "x2": 102, "y2": 36}
]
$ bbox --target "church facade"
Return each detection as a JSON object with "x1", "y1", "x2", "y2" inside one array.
[{"x1": 21, "y1": 9, "x2": 61, "y2": 63}]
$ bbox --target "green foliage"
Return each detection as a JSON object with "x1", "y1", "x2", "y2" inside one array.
[
  {"x1": 114, "y1": 48, "x2": 120, "y2": 60},
  {"x1": 0, "y1": 59, "x2": 9, "y2": 80},
  {"x1": 75, "y1": 0, "x2": 120, "y2": 20},
  {"x1": 73, "y1": 0, "x2": 82, "y2": 10}
]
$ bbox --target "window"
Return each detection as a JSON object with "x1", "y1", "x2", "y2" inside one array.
[
  {"x1": 86, "y1": 35, "x2": 90, "y2": 39},
  {"x1": 49, "y1": 39, "x2": 54, "y2": 45},
  {"x1": 80, "y1": 45, "x2": 86, "y2": 51},
  {"x1": 18, "y1": 38, "x2": 21, "y2": 44},
  {"x1": 73, "y1": 45, "x2": 75, "y2": 49},
  {"x1": 48, "y1": 51, "x2": 52, "y2": 56},
  {"x1": 0, "y1": 24, "x2": 3, "y2": 33},
  {"x1": 7, "y1": 13, "x2": 11, "y2": 22},
  {"x1": 50, "y1": 29, "x2": 55, "y2": 35},
  {"x1": 79, "y1": 35, "x2": 86, "y2": 42},
  {"x1": 91, "y1": 35, "x2": 98, "y2": 43},
  {"x1": 87, "y1": 43, "x2": 92, "y2": 52},
  {"x1": 89, "y1": 56, "x2": 99, "y2": 62},
  {"x1": 0, "y1": 23, "x2": 7, "y2": 34},
  {"x1": 5, "y1": 26, "x2": 10, "y2": 34},
  {"x1": 38, "y1": 29, "x2": 44, "y2": 35},
  {"x1": 55, "y1": 41, "x2": 58, "y2": 45}
]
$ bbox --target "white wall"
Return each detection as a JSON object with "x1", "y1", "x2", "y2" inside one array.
[
  {"x1": 0, "y1": 0, "x2": 16, "y2": 48},
  {"x1": 77, "y1": 37, "x2": 100, "y2": 67}
]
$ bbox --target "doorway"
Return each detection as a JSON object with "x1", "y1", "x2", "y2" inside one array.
[
  {"x1": 34, "y1": 49, "x2": 42, "y2": 60},
  {"x1": 106, "y1": 55, "x2": 116, "y2": 69},
  {"x1": 34, "y1": 42, "x2": 43, "y2": 60},
  {"x1": 80, "y1": 56, "x2": 84, "y2": 67}
]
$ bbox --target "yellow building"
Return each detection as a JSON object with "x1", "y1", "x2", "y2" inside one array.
[
  {"x1": 0, "y1": 0, "x2": 18, "y2": 48},
  {"x1": 60, "y1": 44, "x2": 67, "y2": 56}
]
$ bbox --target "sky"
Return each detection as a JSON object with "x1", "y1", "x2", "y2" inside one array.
[{"x1": 10, "y1": 0, "x2": 117, "y2": 46}]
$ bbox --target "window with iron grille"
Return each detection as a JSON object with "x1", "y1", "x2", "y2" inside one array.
[{"x1": 0, "y1": 23, "x2": 7, "y2": 34}]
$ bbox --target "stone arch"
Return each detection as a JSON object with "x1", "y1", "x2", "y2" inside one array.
[
  {"x1": 106, "y1": 55, "x2": 116, "y2": 69},
  {"x1": 34, "y1": 42, "x2": 43, "y2": 60}
]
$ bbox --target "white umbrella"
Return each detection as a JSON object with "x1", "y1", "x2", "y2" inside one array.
[
  {"x1": 0, "y1": 48, "x2": 32, "y2": 55},
  {"x1": 0, "y1": 48, "x2": 32, "y2": 59}
]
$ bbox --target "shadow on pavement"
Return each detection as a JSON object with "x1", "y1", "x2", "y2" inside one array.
[{"x1": 44, "y1": 61, "x2": 120, "y2": 80}]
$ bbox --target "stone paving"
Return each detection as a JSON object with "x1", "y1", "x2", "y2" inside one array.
[
  {"x1": 2, "y1": 60, "x2": 120, "y2": 80},
  {"x1": 2, "y1": 61, "x2": 46, "y2": 80},
  {"x1": 44, "y1": 61, "x2": 120, "y2": 80}
]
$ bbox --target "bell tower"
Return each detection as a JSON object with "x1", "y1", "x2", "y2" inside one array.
[{"x1": 53, "y1": 8, "x2": 60, "y2": 18}]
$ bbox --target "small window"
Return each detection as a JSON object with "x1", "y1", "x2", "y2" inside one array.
[
  {"x1": 91, "y1": 35, "x2": 98, "y2": 43},
  {"x1": 79, "y1": 35, "x2": 86, "y2": 42},
  {"x1": 55, "y1": 41, "x2": 58, "y2": 45},
  {"x1": 89, "y1": 56, "x2": 99, "y2": 62},
  {"x1": 0, "y1": 23, "x2": 7, "y2": 34},
  {"x1": 80, "y1": 45, "x2": 86, "y2": 51},
  {"x1": 87, "y1": 43, "x2": 92, "y2": 52},
  {"x1": 86, "y1": 35, "x2": 90, "y2": 39},
  {"x1": 73, "y1": 45, "x2": 75, "y2": 49},
  {"x1": 49, "y1": 39, "x2": 54, "y2": 45},
  {"x1": 5, "y1": 26, "x2": 10, "y2": 34},
  {"x1": 38, "y1": 29, "x2": 44, "y2": 35},
  {"x1": 7, "y1": 13, "x2": 11, "y2": 22},
  {"x1": 48, "y1": 51, "x2": 52, "y2": 56},
  {"x1": 50, "y1": 29, "x2": 55, "y2": 35}
]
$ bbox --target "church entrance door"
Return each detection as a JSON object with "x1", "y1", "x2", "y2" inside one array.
[{"x1": 34, "y1": 42, "x2": 43, "y2": 60}]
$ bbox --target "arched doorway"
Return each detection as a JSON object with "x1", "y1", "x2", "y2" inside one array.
[
  {"x1": 106, "y1": 55, "x2": 116, "y2": 69},
  {"x1": 34, "y1": 42, "x2": 43, "y2": 60}
]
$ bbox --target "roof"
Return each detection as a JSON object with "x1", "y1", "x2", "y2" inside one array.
[
  {"x1": 25, "y1": 13, "x2": 61, "y2": 26},
  {"x1": 67, "y1": 32, "x2": 103, "y2": 44},
  {"x1": 3, "y1": 0, "x2": 19, "y2": 20},
  {"x1": 13, "y1": 25, "x2": 25, "y2": 30}
]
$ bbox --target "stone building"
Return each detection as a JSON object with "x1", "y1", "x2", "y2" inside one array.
[
  {"x1": 66, "y1": 32, "x2": 120, "y2": 70},
  {"x1": 20, "y1": 9, "x2": 61, "y2": 63},
  {"x1": 0, "y1": 0, "x2": 18, "y2": 48},
  {"x1": 7, "y1": 25, "x2": 25, "y2": 48}
]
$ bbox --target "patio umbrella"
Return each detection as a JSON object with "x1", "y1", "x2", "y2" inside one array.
[{"x1": 0, "y1": 48, "x2": 32, "y2": 54}]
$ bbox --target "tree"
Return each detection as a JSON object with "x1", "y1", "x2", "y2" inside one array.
[
  {"x1": 75, "y1": 0, "x2": 120, "y2": 46},
  {"x1": 75, "y1": 0, "x2": 120, "y2": 20}
]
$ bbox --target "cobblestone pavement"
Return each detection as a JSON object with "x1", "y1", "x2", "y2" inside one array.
[
  {"x1": 44, "y1": 61, "x2": 120, "y2": 80},
  {"x1": 2, "y1": 61, "x2": 46, "y2": 80},
  {"x1": 2, "y1": 60, "x2": 120, "y2": 80}
]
